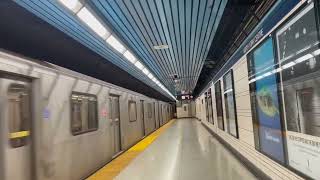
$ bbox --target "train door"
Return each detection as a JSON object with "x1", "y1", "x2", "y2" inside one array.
[
  {"x1": 109, "y1": 95, "x2": 121, "y2": 156},
  {"x1": 0, "y1": 75, "x2": 33, "y2": 180},
  {"x1": 140, "y1": 100, "x2": 145, "y2": 136}
]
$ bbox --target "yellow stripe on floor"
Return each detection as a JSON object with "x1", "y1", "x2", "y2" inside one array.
[{"x1": 87, "y1": 120, "x2": 175, "y2": 180}]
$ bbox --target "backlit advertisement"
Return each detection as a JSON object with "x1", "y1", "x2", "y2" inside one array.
[{"x1": 250, "y1": 38, "x2": 285, "y2": 163}]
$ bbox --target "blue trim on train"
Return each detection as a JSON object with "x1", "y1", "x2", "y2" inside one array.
[{"x1": 206, "y1": 0, "x2": 301, "y2": 91}]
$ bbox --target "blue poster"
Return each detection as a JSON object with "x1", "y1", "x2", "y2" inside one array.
[{"x1": 252, "y1": 38, "x2": 285, "y2": 163}]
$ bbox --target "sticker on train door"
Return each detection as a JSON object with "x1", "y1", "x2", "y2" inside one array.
[{"x1": 43, "y1": 107, "x2": 50, "y2": 120}]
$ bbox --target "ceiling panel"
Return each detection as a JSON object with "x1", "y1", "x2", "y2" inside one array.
[
  {"x1": 14, "y1": 0, "x2": 227, "y2": 97},
  {"x1": 90, "y1": 0, "x2": 227, "y2": 95}
]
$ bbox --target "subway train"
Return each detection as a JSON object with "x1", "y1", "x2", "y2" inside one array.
[
  {"x1": 196, "y1": 1, "x2": 320, "y2": 179},
  {"x1": 0, "y1": 50, "x2": 174, "y2": 180}
]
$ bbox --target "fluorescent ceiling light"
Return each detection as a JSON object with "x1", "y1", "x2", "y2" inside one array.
[
  {"x1": 148, "y1": 73, "x2": 154, "y2": 79},
  {"x1": 151, "y1": 77, "x2": 157, "y2": 82},
  {"x1": 123, "y1": 51, "x2": 136, "y2": 64},
  {"x1": 134, "y1": 61, "x2": 144, "y2": 70},
  {"x1": 59, "y1": 0, "x2": 82, "y2": 13},
  {"x1": 77, "y1": 7, "x2": 109, "y2": 38},
  {"x1": 106, "y1": 35, "x2": 126, "y2": 54},
  {"x1": 142, "y1": 68, "x2": 150, "y2": 75}
]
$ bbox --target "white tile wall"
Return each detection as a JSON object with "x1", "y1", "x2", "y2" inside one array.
[{"x1": 198, "y1": 57, "x2": 304, "y2": 180}]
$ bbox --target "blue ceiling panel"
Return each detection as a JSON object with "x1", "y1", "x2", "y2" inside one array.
[{"x1": 14, "y1": 0, "x2": 227, "y2": 96}]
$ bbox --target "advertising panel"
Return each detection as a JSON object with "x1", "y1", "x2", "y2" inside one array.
[
  {"x1": 215, "y1": 81, "x2": 224, "y2": 130},
  {"x1": 223, "y1": 71, "x2": 238, "y2": 138},
  {"x1": 250, "y1": 38, "x2": 285, "y2": 163}
]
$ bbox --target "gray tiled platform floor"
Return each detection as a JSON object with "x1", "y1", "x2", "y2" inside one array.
[{"x1": 116, "y1": 118, "x2": 257, "y2": 180}]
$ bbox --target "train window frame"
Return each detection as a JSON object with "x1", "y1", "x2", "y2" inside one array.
[
  {"x1": 8, "y1": 83, "x2": 31, "y2": 148},
  {"x1": 128, "y1": 100, "x2": 137, "y2": 122},
  {"x1": 222, "y1": 70, "x2": 239, "y2": 138},
  {"x1": 70, "y1": 92, "x2": 98, "y2": 136},
  {"x1": 147, "y1": 103, "x2": 152, "y2": 119}
]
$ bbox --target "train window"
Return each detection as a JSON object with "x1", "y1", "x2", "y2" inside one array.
[
  {"x1": 71, "y1": 92, "x2": 98, "y2": 135},
  {"x1": 147, "y1": 103, "x2": 152, "y2": 118},
  {"x1": 223, "y1": 70, "x2": 238, "y2": 138},
  {"x1": 129, "y1": 101, "x2": 137, "y2": 122},
  {"x1": 214, "y1": 80, "x2": 224, "y2": 130},
  {"x1": 276, "y1": 2, "x2": 320, "y2": 178},
  {"x1": 8, "y1": 84, "x2": 31, "y2": 148}
]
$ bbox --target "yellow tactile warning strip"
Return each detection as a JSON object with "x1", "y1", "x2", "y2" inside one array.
[{"x1": 87, "y1": 120, "x2": 176, "y2": 180}]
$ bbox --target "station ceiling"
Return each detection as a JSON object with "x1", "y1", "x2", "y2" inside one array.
[{"x1": 1, "y1": 0, "x2": 274, "y2": 100}]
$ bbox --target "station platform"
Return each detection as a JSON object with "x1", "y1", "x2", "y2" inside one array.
[{"x1": 87, "y1": 118, "x2": 257, "y2": 180}]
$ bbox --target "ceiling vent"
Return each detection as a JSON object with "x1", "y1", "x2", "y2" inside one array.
[{"x1": 153, "y1": 44, "x2": 169, "y2": 50}]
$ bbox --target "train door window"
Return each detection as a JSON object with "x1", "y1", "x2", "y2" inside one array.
[
  {"x1": 8, "y1": 83, "x2": 31, "y2": 148},
  {"x1": 160, "y1": 104, "x2": 163, "y2": 125},
  {"x1": 276, "y1": 2, "x2": 320, "y2": 178},
  {"x1": 129, "y1": 101, "x2": 137, "y2": 122},
  {"x1": 71, "y1": 92, "x2": 98, "y2": 135},
  {"x1": 153, "y1": 102, "x2": 156, "y2": 127},
  {"x1": 215, "y1": 80, "x2": 224, "y2": 130},
  {"x1": 140, "y1": 100, "x2": 145, "y2": 135},
  {"x1": 223, "y1": 70, "x2": 238, "y2": 138},
  {"x1": 147, "y1": 103, "x2": 152, "y2": 119}
]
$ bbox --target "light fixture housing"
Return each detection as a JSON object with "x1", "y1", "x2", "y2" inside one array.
[
  {"x1": 151, "y1": 77, "x2": 157, "y2": 82},
  {"x1": 59, "y1": 0, "x2": 83, "y2": 13},
  {"x1": 134, "y1": 61, "x2": 144, "y2": 70},
  {"x1": 123, "y1": 51, "x2": 137, "y2": 64},
  {"x1": 148, "y1": 73, "x2": 154, "y2": 79},
  {"x1": 106, "y1": 35, "x2": 126, "y2": 54},
  {"x1": 77, "y1": 7, "x2": 109, "y2": 38},
  {"x1": 142, "y1": 68, "x2": 150, "y2": 75}
]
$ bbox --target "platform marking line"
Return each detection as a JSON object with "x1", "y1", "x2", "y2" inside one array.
[{"x1": 87, "y1": 120, "x2": 175, "y2": 180}]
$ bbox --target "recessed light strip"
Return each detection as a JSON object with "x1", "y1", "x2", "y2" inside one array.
[{"x1": 59, "y1": 0, "x2": 176, "y2": 100}]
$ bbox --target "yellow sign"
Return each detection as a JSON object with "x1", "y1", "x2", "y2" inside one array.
[{"x1": 9, "y1": 131, "x2": 30, "y2": 139}]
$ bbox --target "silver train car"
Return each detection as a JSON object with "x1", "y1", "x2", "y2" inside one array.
[
  {"x1": 196, "y1": 1, "x2": 320, "y2": 179},
  {"x1": 0, "y1": 50, "x2": 174, "y2": 180}
]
